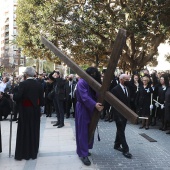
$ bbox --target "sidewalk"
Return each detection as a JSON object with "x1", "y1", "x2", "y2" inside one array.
[
  {"x1": 0, "y1": 115, "x2": 98, "y2": 170},
  {"x1": 1, "y1": 115, "x2": 170, "y2": 170}
]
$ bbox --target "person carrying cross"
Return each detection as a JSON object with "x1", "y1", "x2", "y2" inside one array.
[{"x1": 75, "y1": 67, "x2": 104, "y2": 166}]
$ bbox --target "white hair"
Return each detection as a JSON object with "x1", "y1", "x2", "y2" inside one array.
[
  {"x1": 69, "y1": 74, "x2": 74, "y2": 78},
  {"x1": 119, "y1": 74, "x2": 129, "y2": 80},
  {"x1": 24, "y1": 66, "x2": 36, "y2": 77}
]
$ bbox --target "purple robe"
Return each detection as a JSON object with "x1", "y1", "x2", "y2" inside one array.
[{"x1": 75, "y1": 78, "x2": 97, "y2": 157}]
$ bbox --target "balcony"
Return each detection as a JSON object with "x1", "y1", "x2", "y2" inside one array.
[
  {"x1": 5, "y1": 45, "x2": 9, "y2": 50},
  {"x1": 5, "y1": 28, "x2": 9, "y2": 32},
  {"x1": 5, "y1": 35, "x2": 9, "y2": 39}
]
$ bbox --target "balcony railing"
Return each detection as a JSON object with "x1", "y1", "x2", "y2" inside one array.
[{"x1": 5, "y1": 28, "x2": 9, "y2": 32}]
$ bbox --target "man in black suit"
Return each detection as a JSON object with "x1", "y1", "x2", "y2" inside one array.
[
  {"x1": 65, "y1": 74, "x2": 77, "y2": 118},
  {"x1": 111, "y1": 74, "x2": 132, "y2": 159},
  {"x1": 51, "y1": 71, "x2": 66, "y2": 128}
]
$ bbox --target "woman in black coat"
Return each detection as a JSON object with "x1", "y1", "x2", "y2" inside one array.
[
  {"x1": 135, "y1": 75, "x2": 153, "y2": 129},
  {"x1": 156, "y1": 74, "x2": 169, "y2": 130}
]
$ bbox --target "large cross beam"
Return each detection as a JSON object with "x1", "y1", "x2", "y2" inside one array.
[{"x1": 41, "y1": 29, "x2": 138, "y2": 143}]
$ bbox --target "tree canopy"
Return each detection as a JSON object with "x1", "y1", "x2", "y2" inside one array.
[{"x1": 16, "y1": 0, "x2": 170, "y2": 72}]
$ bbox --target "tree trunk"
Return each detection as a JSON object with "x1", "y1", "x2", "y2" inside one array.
[{"x1": 95, "y1": 54, "x2": 99, "y2": 68}]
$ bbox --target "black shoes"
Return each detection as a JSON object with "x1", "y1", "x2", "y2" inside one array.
[
  {"x1": 109, "y1": 119, "x2": 113, "y2": 122},
  {"x1": 53, "y1": 122, "x2": 60, "y2": 126},
  {"x1": 114, "y1": 146, "x2": 123, "y2": 152},
  {"x1": 57, "y1": 124, "x2": 64, "y2": 128},
  {"x1": 139, "y1": 126, "x2": 144, "y2": 129},
  {"x1": 53, "y1": 122, "x2": 64, "y2": 128},
  {"x1": 123, "y1": 152, "x2": 132, "y2": 159},
  {"x1": 145, "y1": 127, "x2": 149, "y2": 130},
  {"x1": 81, "y1": 157, "x2": 91, "y2": 166},
  {"x1": 114, "y1": 146, "x2": 132, "y2": 159},
  {"x1": 88, "y1": 152, "x2": 91, "y2": 156}
]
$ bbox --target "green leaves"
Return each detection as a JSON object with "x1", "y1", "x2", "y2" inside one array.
[{"x1": 16, "y1": 0, "x2": 170, "y2": 70}]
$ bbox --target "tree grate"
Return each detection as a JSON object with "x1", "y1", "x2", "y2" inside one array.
[{"x1": 139, "y1": 133, "x2": 157, "y2": 142}]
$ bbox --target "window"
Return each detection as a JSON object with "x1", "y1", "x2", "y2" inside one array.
[{"x1": 20, "y1": 59, "x2": 24, "y2": 65}]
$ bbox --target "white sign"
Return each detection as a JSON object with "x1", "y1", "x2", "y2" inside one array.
[{"x1": 19, "y1": 66, "x2": 26, "y2": 75}]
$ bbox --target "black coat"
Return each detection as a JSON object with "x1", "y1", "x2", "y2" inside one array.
[
  {"x1": 54, "y1": 78, "x2": 66, "y2": 100},
  {"x1": 45, "y1": 82, "x2": 54, "y2": 102},
  {"x1": 135, "y1": 85, "x2": 153, "y2": 117},
  {"x1": 13, "y1": 79, "x2": 44, "y2": 160}
]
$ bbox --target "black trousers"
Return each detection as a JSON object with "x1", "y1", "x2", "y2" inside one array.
[
  {"x1": 114, "y1": 117, "x2": 129, "y2": 153},
  {"x1": 53, "y1": 95, "x2": 65, "y2": 125},
  {"x1": 66, "y1": 96, "x2": 76, "y2": 117},
  {"x1": 13, "y1": 102, "x2": 19, "y2": 119}
]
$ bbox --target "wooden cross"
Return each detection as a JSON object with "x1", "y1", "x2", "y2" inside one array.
[{"x1": 41, "y1": 29, "x2": 138, "y2": 143}]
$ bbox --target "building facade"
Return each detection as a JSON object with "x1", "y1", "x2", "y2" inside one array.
[{"x1": 0, "y1": 0, "x2": 24, "y2": 72}]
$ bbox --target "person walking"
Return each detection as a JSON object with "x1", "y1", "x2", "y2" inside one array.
[
  {"x1": 111, "y1": 74, "x2": 132, "y2": 159},
  {"x1": 75, "y1": 67, "x2": 103, "y2": 166}
]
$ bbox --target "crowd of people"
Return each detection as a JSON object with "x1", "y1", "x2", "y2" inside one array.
[
  {"x1": 0, "y1": 66, "x2": 170, "y2": 165},
  {"x1": 101, "y1": 69, "x2": 170, "y2": 134}
]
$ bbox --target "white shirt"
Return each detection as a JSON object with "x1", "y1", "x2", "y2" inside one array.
[
  {"x1": 69, "y1": 81, "x2": 73, "y2": 97},
  {"x1": 119, "y1": 83, "x2": 128, "y2": 96},
  {"x1": 0, "y1": 82, "x2": 7, "y2": 93}
]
